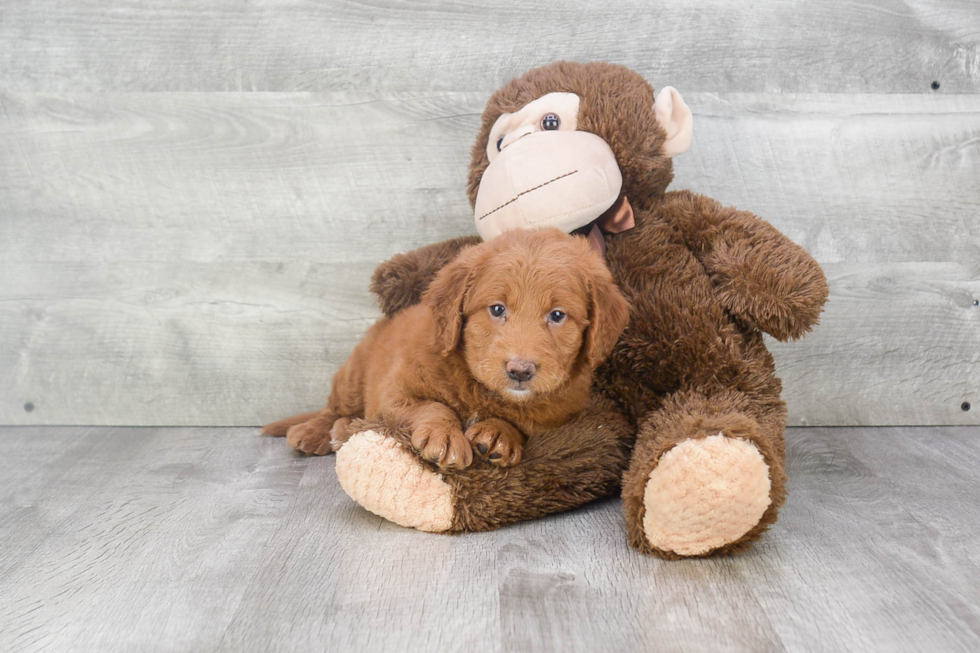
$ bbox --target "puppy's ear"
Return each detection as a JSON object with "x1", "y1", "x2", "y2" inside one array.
[
  {"x1": 423, "y1": 245, "x2": 482, "y2": 356},
  {"x1": 584, "y1": 258, "x2": 631, "y2": 370}
]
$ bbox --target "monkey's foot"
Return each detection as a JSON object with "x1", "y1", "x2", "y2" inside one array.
[
  {"x1": 641, "y1": 434, "x2": 772, "y2": 557},
  {"x1": 335, "y1": 430, "x2": 454, "y2": 532}
]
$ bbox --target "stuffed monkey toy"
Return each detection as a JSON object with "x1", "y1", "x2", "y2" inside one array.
[{"x1": 265, "y1": 62, "x2": 829, "y2": 558}]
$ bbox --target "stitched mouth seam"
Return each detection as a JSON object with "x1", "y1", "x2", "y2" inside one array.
[{"x1": 477, "y1": 170, "x2": 579, "y2": 221}]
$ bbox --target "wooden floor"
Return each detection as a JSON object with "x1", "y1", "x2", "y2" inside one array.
[{"x1": 1, "y1": 426, "x2": 978, "y2": 652}]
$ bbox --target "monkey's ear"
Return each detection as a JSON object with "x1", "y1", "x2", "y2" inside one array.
[{"x1": 654, "y1": 86, "x2": 693, "y2": 157}]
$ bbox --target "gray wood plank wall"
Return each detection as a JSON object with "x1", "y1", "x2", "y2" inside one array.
[{"x1": 1, "y1": 1, "x2": 978, "y2": 426}]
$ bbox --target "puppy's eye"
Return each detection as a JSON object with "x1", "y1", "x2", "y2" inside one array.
[
  {"x1": 541, "y1": 113, "x2": 560, "y2": 131},
  {"x1": 489, "y1": 304, "x2": 506, "y2": 318},
  {"x1": 548, "y1": 310, "x2": 566, "y2": 324},
  {"x1": 496, "y1": 136, "x2": 505, "y2": 152}
]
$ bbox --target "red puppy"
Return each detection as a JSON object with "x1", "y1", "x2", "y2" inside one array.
[{"x1": 265, "y1": 228, "x2": 629, "y2": 469}]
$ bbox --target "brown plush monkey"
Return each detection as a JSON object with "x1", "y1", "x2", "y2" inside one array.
[{"x1": 266, "y1": 62, "x2": 829, "y2": 558}]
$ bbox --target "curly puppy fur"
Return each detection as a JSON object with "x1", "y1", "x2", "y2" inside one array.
[
  {"x1": 266, "y1": 228, "x2": 629, "y2": 470},
  {"x1": 362, "y1": 61, "x2": 829, "y2": 556}
]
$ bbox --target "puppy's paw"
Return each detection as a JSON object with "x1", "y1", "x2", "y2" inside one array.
[
  {"x1": 328, "y1": 417, "x2": 355, "y2": 452},
  {"x1": 286, "y1": 419, "x2": 335, "y2": 456},
  {"x1": 465, "y1": 419, "x2": 525, "y2": 467},
  {"x1": 411, "y1": 423, "x2": 473, "y2": 470}
]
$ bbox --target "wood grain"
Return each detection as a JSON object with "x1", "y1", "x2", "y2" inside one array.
[
  {"x1": 215, "y1": 447, "x2": 503, "y2": 653},
  {"x1": 0, "y1": 261, "x2": 379, "y2": 426},
  {"x1": 1, "y1": 425, "x2": 978, "y2": 652},
  {"x1": 672, "y1": 94, "x2": 980, "y2": 266},
  {"x1": 755, "y1": 426, "x2": 980, "y2": 651},
  {"x1": 772, "y1": 262, "x2": 980, "y2": 427},
  {"x1": 1, "y1": 91, "x2": 977, "y2": 426},
  {"x1": 0, "y1": 427, "x2": 308, "y2": 651},
  {"x1": 1, "y1": 1, "x2": 978, "y2": 93},
  {"x1": 1, "y1": 259, "x2": 976, "y2": 427},
  {"x1": 2, "y1": 92, "x2": 979, "y2": 265},
  {"x1": 0, "y1": 91, "x2": 482, "y2": 264}
]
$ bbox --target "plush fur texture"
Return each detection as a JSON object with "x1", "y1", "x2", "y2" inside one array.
[
  {"x1": 641, "y1": 434, "x2": 772, "y2": 556},
  {"x1": 371, "y1": 235, "x2": 481, "y2": 320},
  {"x1": 335, "y1": 430, "x2": 455, "y2": 532},
  {"x1": 341, "y1": 393, "x2": 634, "y2": 532},
  {"x1": 468, "y1": 63, "x2": 675, "y2": 215},
  {"x1": 338, "y1": 61, "x2": 828, "y2": 557},
  {"x1": 268, "y1": 61, "x2": 828, "y2": 557},
  {"x1": 265, "y1": 228, "x2": 629, "y2": 471}
]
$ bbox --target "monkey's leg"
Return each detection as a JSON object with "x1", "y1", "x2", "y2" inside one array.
[
  {"x1": 621, "y1": 389, "x2": 788, "y2": 558},
  {"x1": 334, "y1": 395, "x2": 633, "y2": 533}
]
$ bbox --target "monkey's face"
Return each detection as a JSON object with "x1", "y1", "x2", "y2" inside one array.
[
  {"x1": 471, "y1": 64, "x2": 693, "y2": 241},
  {"x1": 474, "y1": 92, "x2": 624, "y2": 240}
]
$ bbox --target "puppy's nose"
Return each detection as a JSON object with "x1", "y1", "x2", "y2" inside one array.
[{"x1": 506, "y1": 359, "x2": 537, "y2": 383}]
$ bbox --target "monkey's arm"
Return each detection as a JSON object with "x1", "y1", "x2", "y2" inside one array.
[
  {"x1": 664, "y1": 191, "x2": 829, "y2": 341},
  {"x1": 370, "y1": 235, "x2": 482, "y2": 318}
]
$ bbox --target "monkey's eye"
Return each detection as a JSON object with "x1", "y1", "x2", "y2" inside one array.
[
  {"x1": 541, "y1": 113, "x2": 561, "y2": 131},
  {"x1": 496, "y1": 136, "x2": 505, "y2": 151},
  {"x1": 489, "y1": 304, "x2": 507, "y2": 319},
  {"x1": 548, "y1": 310, "x2": 566, "y2": 324}
]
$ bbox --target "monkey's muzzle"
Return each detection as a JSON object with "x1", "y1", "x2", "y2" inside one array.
[{"x1": 474, "y1": 131, "x2": 623, "y2": 240}]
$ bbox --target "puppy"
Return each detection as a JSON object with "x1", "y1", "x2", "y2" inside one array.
[{"x1": 264, "y1": 228, "x2": 630, "y2": 469}]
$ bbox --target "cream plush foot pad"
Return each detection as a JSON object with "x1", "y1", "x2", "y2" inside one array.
[
  {"x1": 335, "y1": 430, "x2": 453, "y2": 532},
  {"x1": 642, "y1": 434, "x2": 771, "y2": 556}
]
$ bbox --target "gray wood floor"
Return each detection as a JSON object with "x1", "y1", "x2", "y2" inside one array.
[{"x1": 1, "y1": 425, "x2": 978, "y2": 653}]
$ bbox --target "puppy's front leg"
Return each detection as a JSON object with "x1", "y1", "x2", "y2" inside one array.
[
  {"x1": 465, "y1": 418, "x2": 526, "y2": 467},
  {"x1": 391, "y1": 400, "x2": 472, "y2": 470}
]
